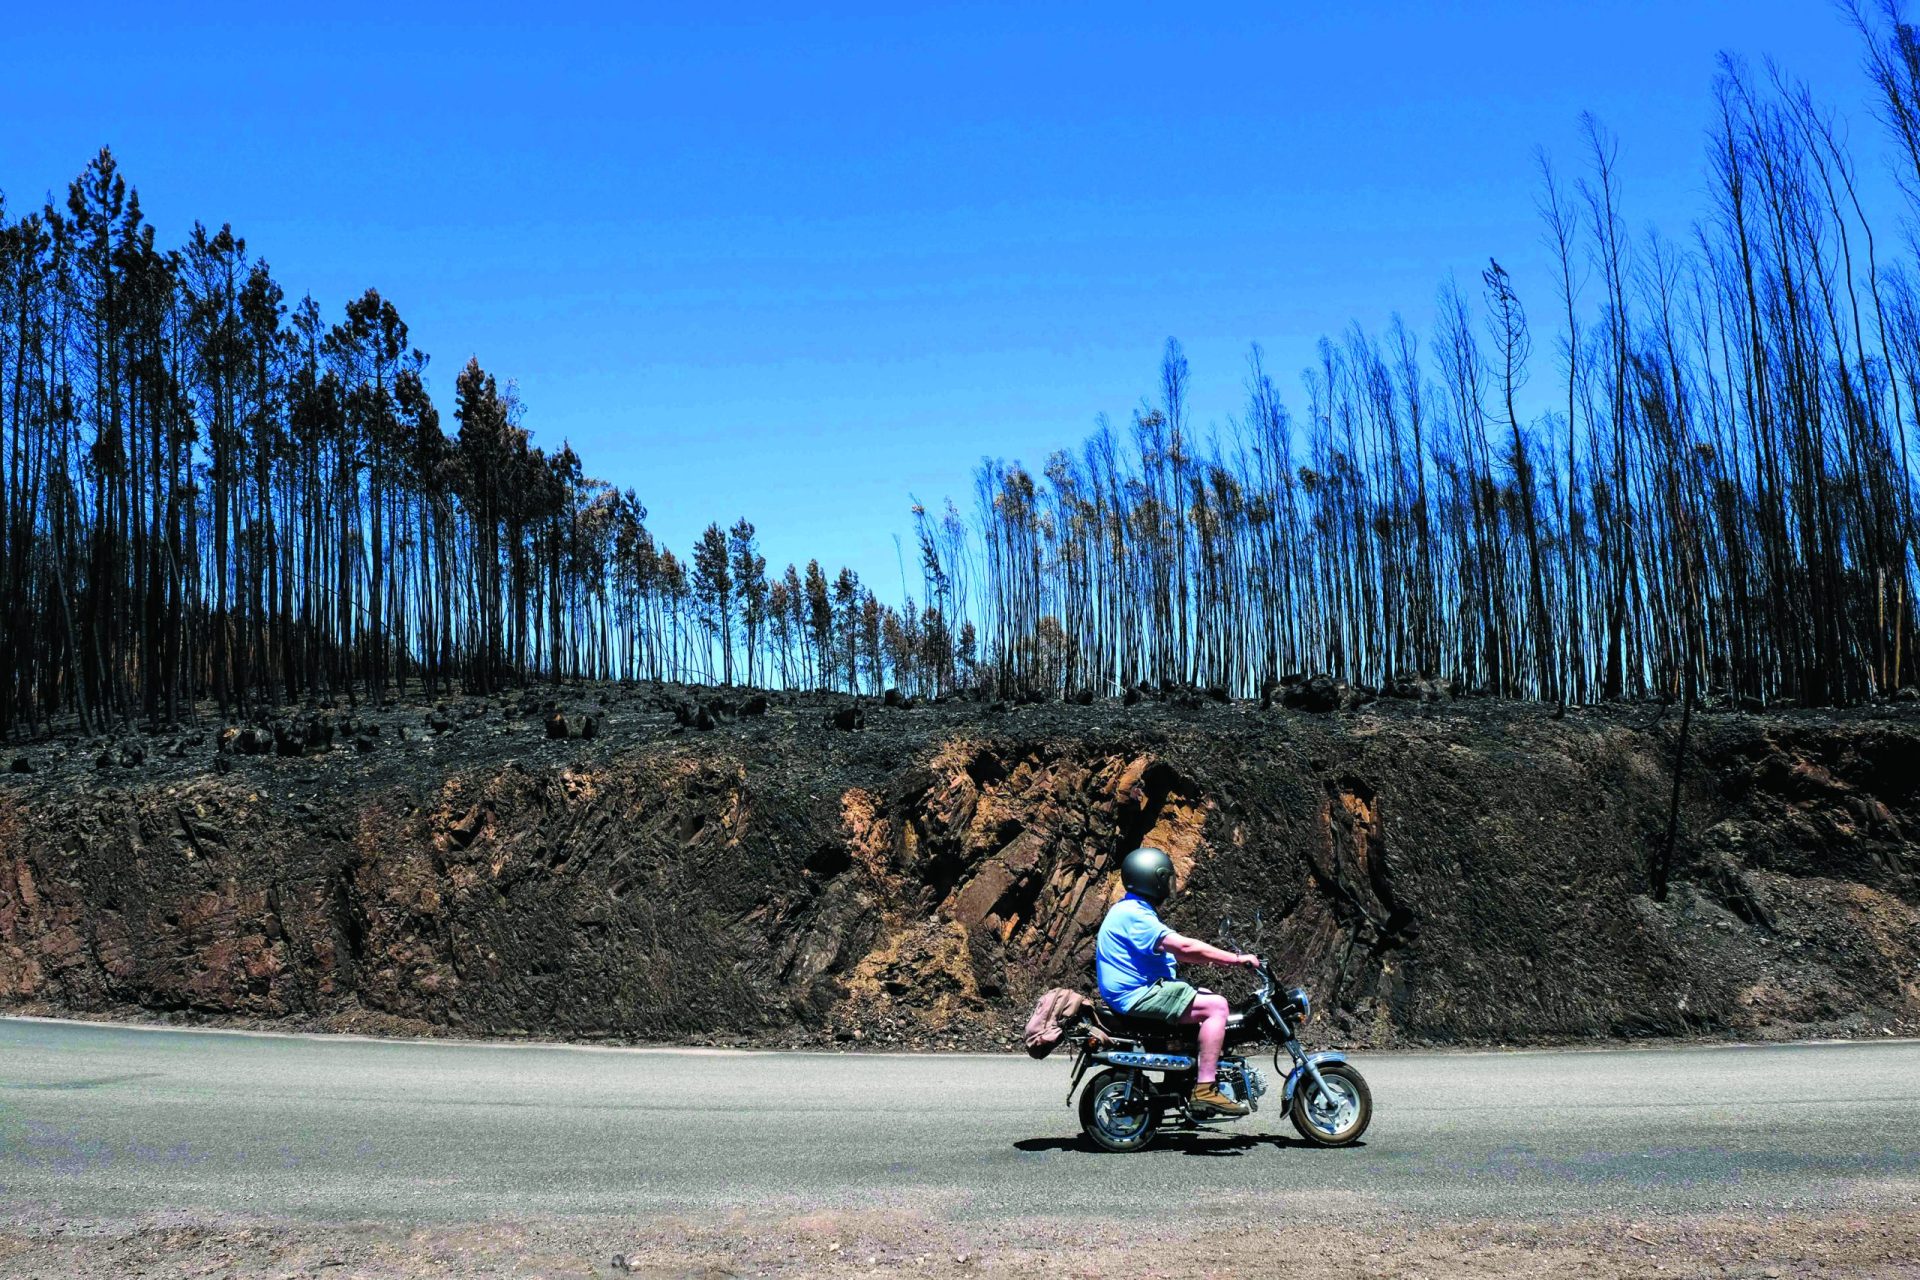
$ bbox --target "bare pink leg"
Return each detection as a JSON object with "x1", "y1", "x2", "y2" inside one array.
[{"x1": 1179, "y1": 993, "x2": 1230, "y2": 1083}]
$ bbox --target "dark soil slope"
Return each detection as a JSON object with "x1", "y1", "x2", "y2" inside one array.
[{"x1": 1, "y1": 689, "x2": 1915, "y2": 1048}]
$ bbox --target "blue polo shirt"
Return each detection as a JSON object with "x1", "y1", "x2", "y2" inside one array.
[{"x1": 1095, "y1": 893, "x2": 1177, "y2": 1011}]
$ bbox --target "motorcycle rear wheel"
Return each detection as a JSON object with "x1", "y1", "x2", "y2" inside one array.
[
  {"x1": 1078, "y1": 1068, "x2": 1159, "y2": 1152},
  {"x1": 1289, "y1": 1062, "x2": 1371, "y2": 1146}
]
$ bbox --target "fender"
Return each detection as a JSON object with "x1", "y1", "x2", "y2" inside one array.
[{"x1": 1281, "y1": 1051, "x2": 1347, "y2": 1106}]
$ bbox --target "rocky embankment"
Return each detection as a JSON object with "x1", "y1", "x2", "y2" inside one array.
[{"x1": 0, "y1": 686, "x2": 1915, "y2": 1049}]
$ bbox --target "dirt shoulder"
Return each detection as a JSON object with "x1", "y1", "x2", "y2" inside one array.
[{"x1": 4, "y1": 1205, "x2": 1918, "y2": 1279}]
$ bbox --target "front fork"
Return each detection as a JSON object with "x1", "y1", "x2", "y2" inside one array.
[
  {"x1": 1263, "y1": 995, "x2": 1339, "y2": 1107},
  {"x1": 1286, "y1": 1041, "x2": 1339, "y2": 1107}
]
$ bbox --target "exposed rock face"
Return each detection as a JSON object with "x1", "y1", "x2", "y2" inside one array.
[{"x1": 0, "y1": 694, "x2": 1915, "y2": 1048}]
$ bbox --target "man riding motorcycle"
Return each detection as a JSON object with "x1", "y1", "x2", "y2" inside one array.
[{"x1": 1094, "y1": 846, "x2": 1262, "y2": 1117}]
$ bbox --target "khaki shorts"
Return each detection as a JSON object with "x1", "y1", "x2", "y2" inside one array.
[{"x1": 1124, "y1": 979, "x2": 1198, "y2": 1021}]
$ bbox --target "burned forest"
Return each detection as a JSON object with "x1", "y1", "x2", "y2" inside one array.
[{"x1": 6, "y1": 11, "x2": 1920, "y2": 741}]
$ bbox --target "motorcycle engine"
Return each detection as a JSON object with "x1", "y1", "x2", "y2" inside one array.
[{"x1": 1221, "y1": 1061, "x2": 1268, "y2": 1105}]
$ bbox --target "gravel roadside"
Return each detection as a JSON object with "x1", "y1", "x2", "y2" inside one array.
[{"x1": 5, "y1": 1205, "x2": 1918, "y2": 1278}]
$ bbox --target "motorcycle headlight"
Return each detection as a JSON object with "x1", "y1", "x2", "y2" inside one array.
[{"x1": 1286, "y1": 986, "x2": 1312, "y2": 1025}]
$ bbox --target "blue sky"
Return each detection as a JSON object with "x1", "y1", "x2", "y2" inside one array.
[{"x1": 2, "y1": 2, "x2": 1901, "y2": 598}]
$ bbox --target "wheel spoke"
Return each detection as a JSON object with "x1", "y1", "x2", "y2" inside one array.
[
  {"x1": 1308, "y1": 1079, "x2": 1356, "y2": 1133},
  {"x1": 1093, "y1": 1080, "x2": 1152, "y2": 1141}
]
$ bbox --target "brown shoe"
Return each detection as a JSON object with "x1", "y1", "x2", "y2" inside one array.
[{"x1": 1190, "y1": 1081, "x2": 1249, "y2": 1117}]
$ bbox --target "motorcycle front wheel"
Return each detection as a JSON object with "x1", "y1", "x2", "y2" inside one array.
[
  {"x1": 1078, "y1": 1068, "x2": 1159, "y2": 1152},
  {"x1": 1289, "y1": 1062, "x2": 1371, "y2": 1146}
]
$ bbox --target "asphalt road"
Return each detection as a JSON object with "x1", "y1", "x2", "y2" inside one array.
[{"x1": 0, "y1": 1017, "x2": 1915, "y2": 1227}]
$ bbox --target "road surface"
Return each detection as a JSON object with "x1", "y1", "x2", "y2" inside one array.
[{"x1": 0, "y1": 1017, "x2": 1915, "y2": 1227}]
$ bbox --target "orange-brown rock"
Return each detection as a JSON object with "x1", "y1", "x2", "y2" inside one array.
[{"x1": 0, "y1": 691, "x2": 1914, "y2": 1048}]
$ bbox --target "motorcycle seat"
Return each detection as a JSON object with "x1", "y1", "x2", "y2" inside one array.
[{"x1": 1091, "y1": 1001, "x2": 1197, "y2": 1044}]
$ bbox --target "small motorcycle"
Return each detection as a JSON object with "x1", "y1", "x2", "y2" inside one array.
[{"x1": 1063, "y1": 916, "x2": 1372, "y2": 1152}]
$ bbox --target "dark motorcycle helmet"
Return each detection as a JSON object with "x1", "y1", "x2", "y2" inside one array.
[{"x1": 1119, "y1": 846, "x2": 1177, "y2": 905}]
